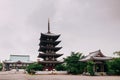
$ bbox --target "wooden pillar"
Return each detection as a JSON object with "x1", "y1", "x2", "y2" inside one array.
[
  {"x1": 102, "y1": 64, "x2": 104, "y2": 72},
  {"x1": 93, "y1": 64, "x2": 96, "y2": 72},
  {"x1": 94, "y1": 64, "x2": 97, "y2": 72},
  {"x1": 100, "y1": 64, "x2": 104, "y2": 72},
  {"x1": 7, "y1": 63, "x2": 10, "y2": 71}
]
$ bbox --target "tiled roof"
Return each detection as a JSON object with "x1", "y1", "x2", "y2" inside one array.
[
  {"x1": 3, "y1": 60, "x2": 34, "y2": 64},
  {"x1": 80, "y1": 50, "x2": 112, "y2": 61}
]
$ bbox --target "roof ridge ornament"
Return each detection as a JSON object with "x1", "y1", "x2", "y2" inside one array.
[{"x1": 48, "y1": 18, "x2": 51, "y2": 33}]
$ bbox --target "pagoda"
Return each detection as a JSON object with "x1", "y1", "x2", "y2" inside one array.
[{"x1": 38, "y1": 19, "x2": 63, "y2": 71}]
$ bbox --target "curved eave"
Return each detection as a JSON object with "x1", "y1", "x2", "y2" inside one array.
[
  {"x1": 38, "y1": 53, "x2": 63, "y2": 58},
  {"x1": 92, "y1": 57, "x2": 113, "y2": 60},
  {"x1": 80, "y1": 57, "x2": 113, "y2": 62},
  {"x1": 38, "y1": 61, "x2": 63, "y2": 64},
  {"x1": 41, "y1": 33, "x2": 60, "y2": 37},
  {"x1": 39, "y1": 41, "x2": 61, "y2": 46},
  {"x1": 40, "y1": 33, "x2": 60, "y2": 41},
  {"x1": 3, "y1": 61, "x2": 34, "y2": 64},
  {"x1": 38, "y1": 47, "x2": 62, "y2": 52}
]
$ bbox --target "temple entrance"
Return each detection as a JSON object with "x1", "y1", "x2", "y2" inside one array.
[
  {"x1": 43, "y1": 64, "x2": 56, "y2": 71},
  {"x1": 43, "y1": 66, "x2": 54, "y2": 71},
  {"x1": 94, "y1": 62, "x2": 105, "y2": 72}
]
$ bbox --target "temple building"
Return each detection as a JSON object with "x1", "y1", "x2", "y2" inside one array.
[
  {"x1": 38, "y1": 19, "x2": 63, "y2": 71},
  {"x1": 3, "y1": 55, "x2": 33, "y2": 71},
  {"x1": 80, "y1": 50, "x2": 112, "y2": 74}
]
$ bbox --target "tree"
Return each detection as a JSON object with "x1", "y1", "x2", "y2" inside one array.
[
  {"x1": 55, "y1": 64, "x2": 67, "y2": 71},
  {"x1": 87, "y1": 61, "x2": 95, "y2": 76},
  {"x1": 26, "y1": 63, "x2": 43, "y2": 74},
  {"x1": 107, "y1": 58, "x2": 120, "y2": 75},
  {"x1": 105, "y1": 51, "x2": 120, "y2": 75},
  {"x1": 64, "y1": 52, "x2": 86, "y2": 74},
  {"x1": 0, "y1": 63, "x2": 2, "y2": 71},
  {"x1": 113, "y1": 51, "x2": 120, "y2": 56}
]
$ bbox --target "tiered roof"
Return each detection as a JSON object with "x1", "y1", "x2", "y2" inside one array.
[
  {"x1": 80, "y1": 50, "x2": 112, "y2": 62},
  {"x1": 38, "y1": 52, "x2": 63, "y2": 58},
  {"x1": 38, "y1": 19, "x2": 63, "y2": 70}
]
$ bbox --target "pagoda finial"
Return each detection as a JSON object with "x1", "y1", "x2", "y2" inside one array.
[{"x1": 48, "y1": 18, "x2": 50, "y2": 33}]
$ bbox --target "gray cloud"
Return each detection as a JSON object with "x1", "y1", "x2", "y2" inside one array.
[{"x1": 0, "y1": 0, "x2": 120, "y2": 61}]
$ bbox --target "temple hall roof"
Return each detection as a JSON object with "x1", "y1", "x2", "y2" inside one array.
[
  {"x1": 3, "y1": 55, "x2": 34, "y2": 64},
  {"x1": 80, "y1": 50, "x2": 113, "y2": 62}
]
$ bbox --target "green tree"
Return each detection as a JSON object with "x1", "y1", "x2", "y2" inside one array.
[
  {"x1": 26, "y1": 62, "x2": 43, "y2": 74},
  {"x1": 107, "y1": 58, "x2": 120, "y2": 75},
  {"x1": 106, "y1": 51, "x2": 120, "y2": 75},
  {"x1": 55, "y1": 64, "x2": 67, "y2": 71},
  {"x1": 87, "y1": 61, "x2": 95, "y2": 76},
  {"x1": 0, "y1": 63, "x2": 2, "y2": 71},
  {"x1": 113, "y1": 51, "x2": 120, "y2": 56},
  {"x1": 64, "y1": 52, "x2": 86, "y2": 74}
]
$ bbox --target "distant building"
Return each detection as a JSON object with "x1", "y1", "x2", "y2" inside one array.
[
  {"x1": 80, "y1": 50, "x2": 112, "y2": 74},
  {"x1": 3, "y1": 55, "x2": 34, "y2": 71}
]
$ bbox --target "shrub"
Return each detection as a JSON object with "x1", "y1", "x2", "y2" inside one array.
[
  {"x1": 55, "y1": 64, "x2": 67, "y2": 71},
  {"x1": 64, "y1": 52, "x2": 86, "y2": 74},
  {"x1": 107, "y1": 58, "x2": 120, "y2": 75},
  {"x1": 26, "y1": 63, "x2": 43, "y2": 74},
  {"x1": 0, "y1": 63, "x2": 2, "y2": 71},
  {"x1": 87, "y1": 61, "x2": 95, "y2": 76}
]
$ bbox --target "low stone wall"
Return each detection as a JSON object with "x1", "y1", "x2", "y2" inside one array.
[
  {"x1": 83, "y1": 72, "x2": 107, "y2": 76},
  {"x1": 35, "y1": 71, "x2": 67, "y2": 75},
  {"x1": 95, "y1": 72, "x2": 107, "y2": 76}
]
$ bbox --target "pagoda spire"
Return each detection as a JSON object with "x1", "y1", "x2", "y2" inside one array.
[{"x1": 48, "y1": 18, "x2": 50, "y2": 33}]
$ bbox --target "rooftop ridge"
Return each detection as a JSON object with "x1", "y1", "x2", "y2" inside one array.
[
  {"x1": 10, "y1": 55, "x2": 30, "y2": 57},
  {"x1": 89, "y1": 50, "x2": 101, "y2": 54}
]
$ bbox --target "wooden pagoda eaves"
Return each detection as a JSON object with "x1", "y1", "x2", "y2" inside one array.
[{"x1": 38, "y1": 19, "x2": 63, "y2": 71}]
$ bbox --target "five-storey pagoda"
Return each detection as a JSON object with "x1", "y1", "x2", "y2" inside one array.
[{"x1": 38, "y1": 19, "x2": 63, "y2": 71}]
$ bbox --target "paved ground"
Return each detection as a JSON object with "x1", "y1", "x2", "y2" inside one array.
[{"x1": 0, "y1": 71, "x2": 120, "y2": 80}]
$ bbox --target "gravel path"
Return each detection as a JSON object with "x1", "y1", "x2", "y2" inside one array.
[{"x1": 0, "y1": 71, "x2": 120, "y2": 80}]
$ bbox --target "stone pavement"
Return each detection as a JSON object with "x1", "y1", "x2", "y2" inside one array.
[{"x1": 0, "y1": 71, "x2": 120, "y2": 80}]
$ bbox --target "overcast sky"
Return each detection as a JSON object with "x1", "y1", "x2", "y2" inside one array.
[{"x1": 0, "y1": 0, "x2": 120, "y2": 61}]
